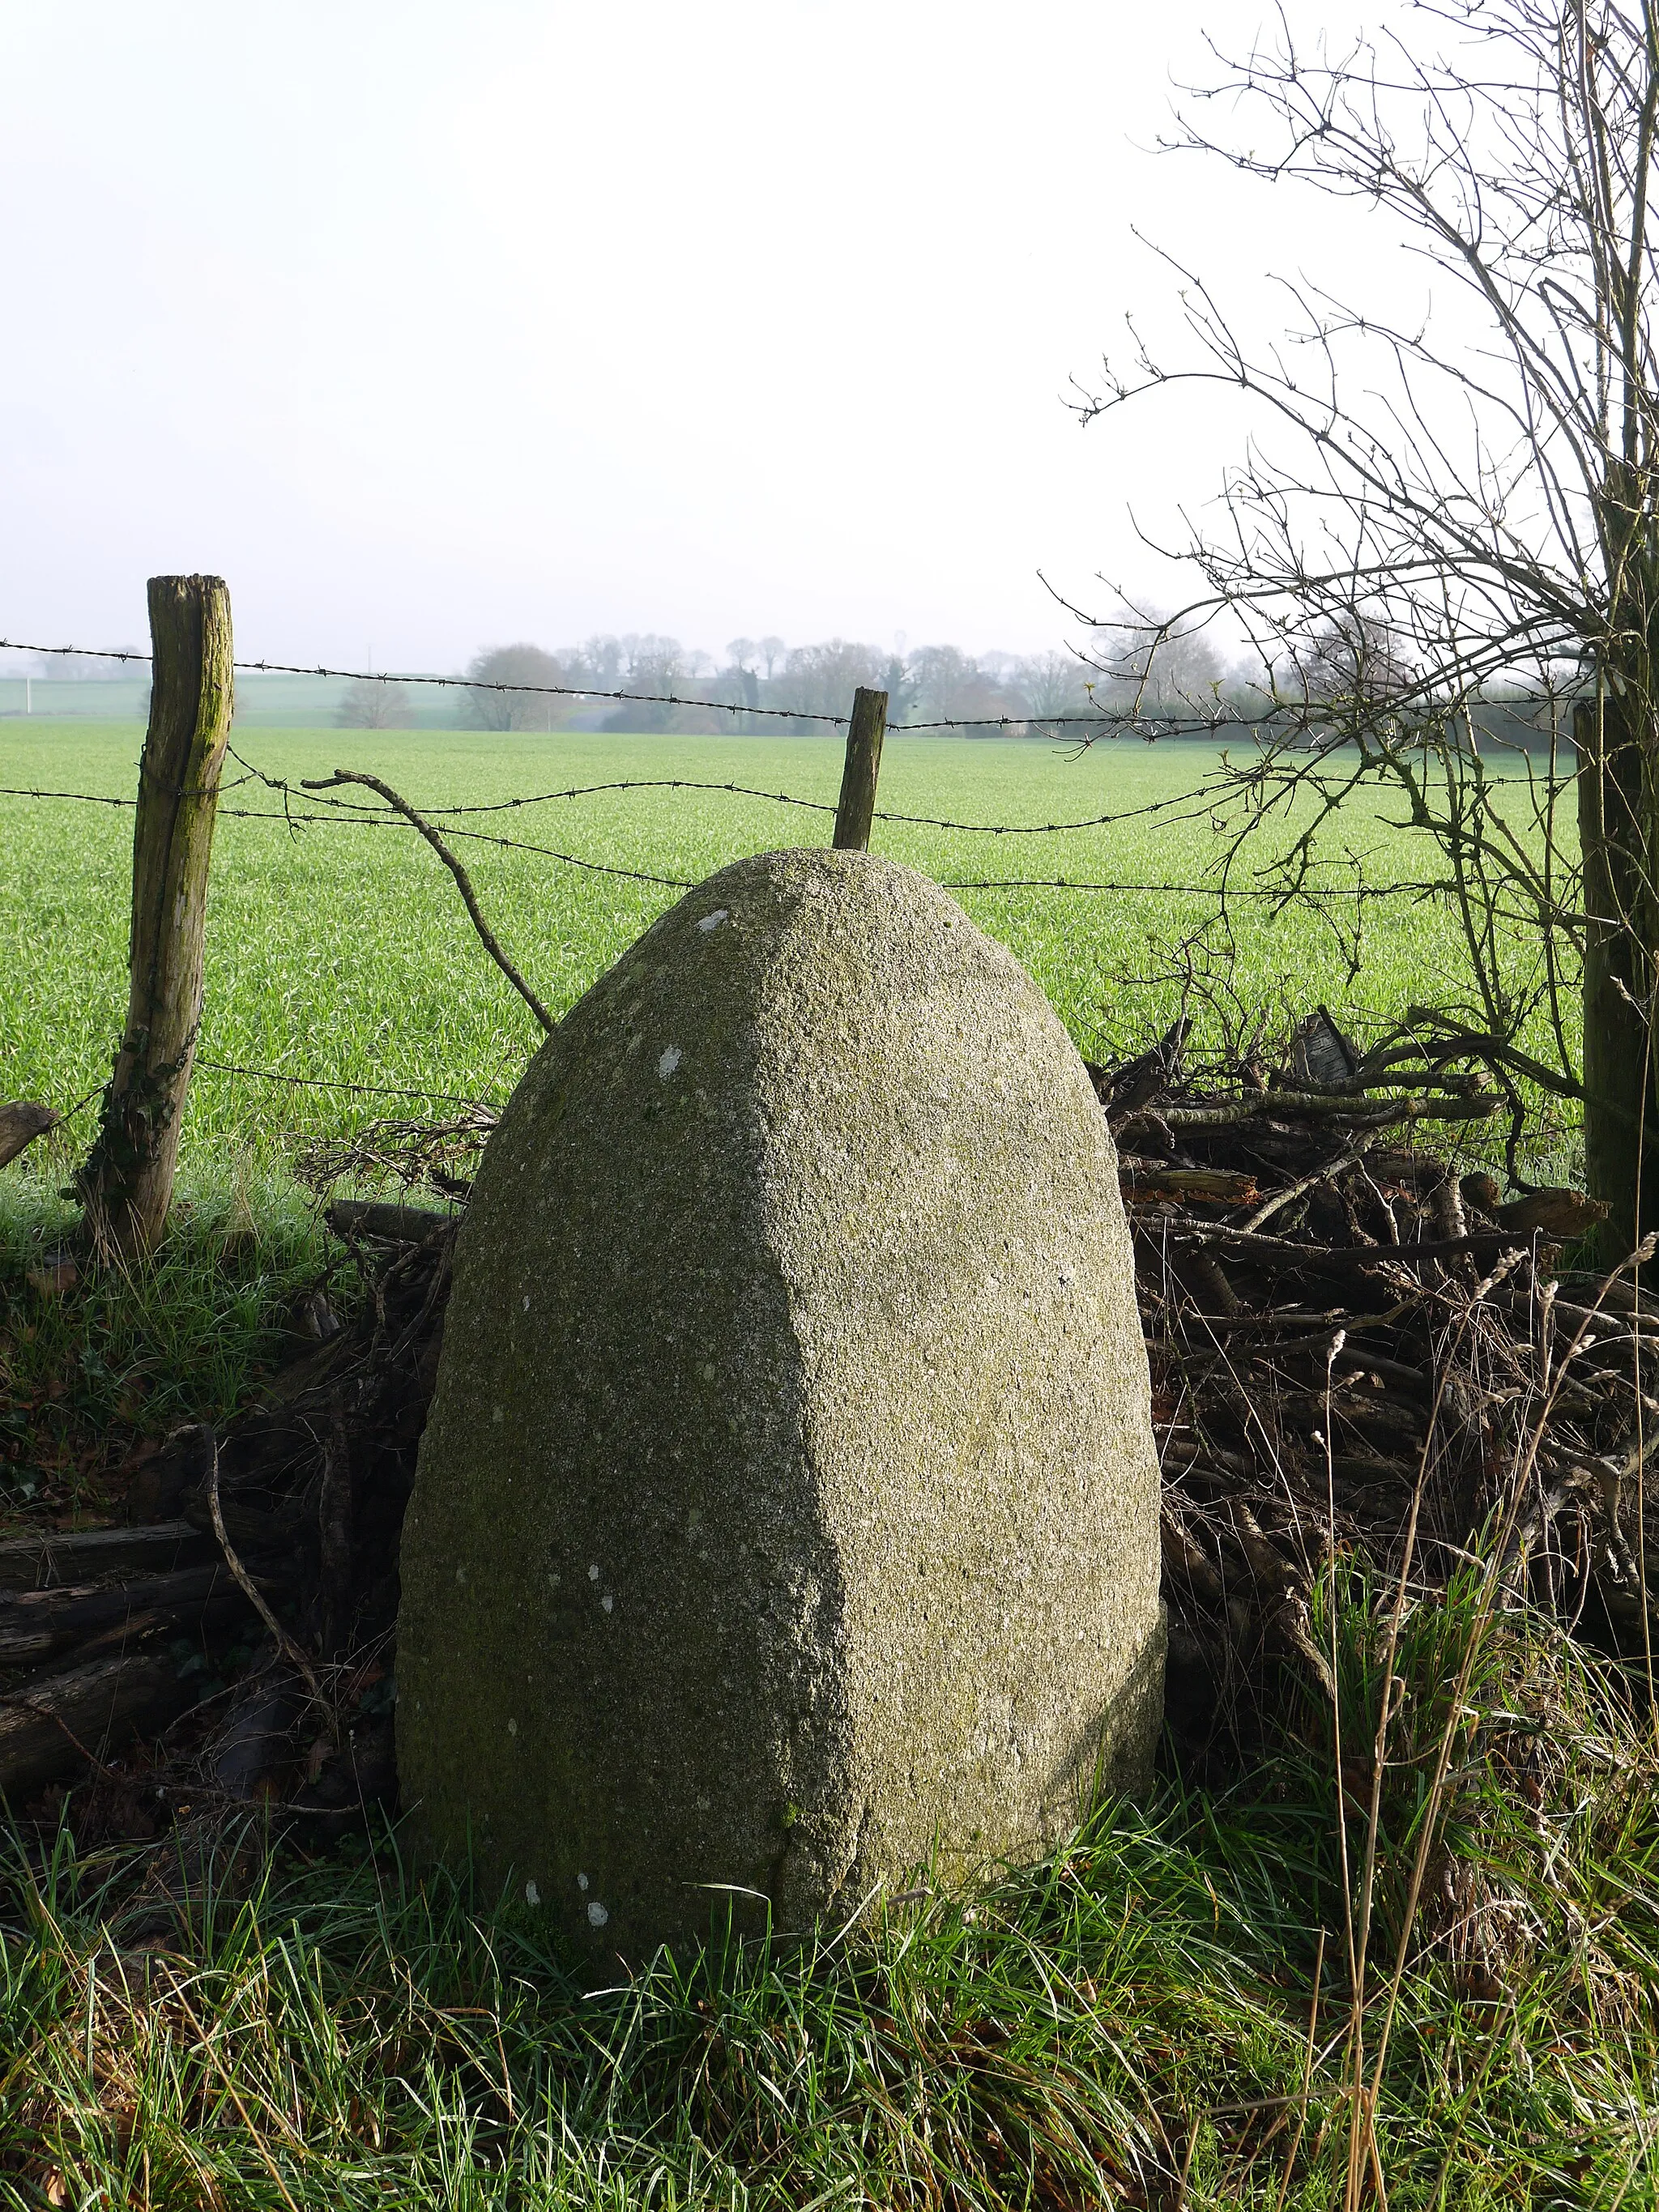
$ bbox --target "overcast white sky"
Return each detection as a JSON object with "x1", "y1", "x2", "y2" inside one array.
[{"x1": 0, "y1": 2, "x2": 1413, "y2": 670}]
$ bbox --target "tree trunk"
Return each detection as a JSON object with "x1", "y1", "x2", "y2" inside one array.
[
  {"x1": 78, "y1": 575, "x2": 233, "y2": 1258},
  {"x1": 1576, "y1": 696, "x2": 1659, "y2": 1266}
]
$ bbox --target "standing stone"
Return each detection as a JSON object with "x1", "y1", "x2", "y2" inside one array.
[{"x1": 397, "y1": 849, "x2": 1162, "y2": 1952}]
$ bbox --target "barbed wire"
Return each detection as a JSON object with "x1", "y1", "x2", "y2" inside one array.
[
  {"x1": 0, "y1": 637, "x2": 854, "y2": 727},
  {"x1": 938, "y1": 874, "x2": 1442, "y2": 900},
  {"x1": 194, "y1": 1057, "x2": 501, "y2": 1106},
  {"x1": 5, "y1": 745, "x2": 1226, "y2": 845},
  {"x1": 363, "y1": 775, "x2": 1222, "y2": 838},
  {"x1": 0, "y1": 774, "x2": 702, "y2": 886},
  {"x1": 0, "y1": 638, "x2": 1441, "y2": 905},
  {"x1": 0, "y1": 633, "x2": 1285, "y2": 735},
  {"x1": 0, "y1": 783, "x2": 135, "y2": 806},
  {"x1": 0, "y1": 775, "x2": 1431, "y2": 902},
  {"x1": 0, "y1": 771, "x2": 263, "y2": 806},
  {"x1": 893, "y1": 711, "x2": 1247, "y2": 733},
  {"x1": 227, "y1": 753, "x2": 702, "y2": 887},
  {"x1": 262, "y1": 758, "x2": 1225, "y2": 837},
  {"x1": 224, "y1": 753, "x2": 841, "y2": 825}
]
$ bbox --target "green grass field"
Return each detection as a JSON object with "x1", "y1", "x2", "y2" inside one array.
[
  {"x1": 6, "y1": 723, "x2": 1653, "y2": 2206},
  {"x1": 2, "y1": 721, "x2": 1556, "y2": 1178}
]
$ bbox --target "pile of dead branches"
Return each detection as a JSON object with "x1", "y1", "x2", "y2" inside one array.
[
  {"x1": 1100, "y1": 1011, "x2": 1654, "y2": 1763},
  {"x1": 0, "y1": 1202, "x2": 454, "y2": 1833},
  {"x1": 2, "y1": 1022, "x2": 1652, "y2": 1827}
]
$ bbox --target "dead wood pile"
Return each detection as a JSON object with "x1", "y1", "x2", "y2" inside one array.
[
  {"x1": 2, "y1": 1017, "x2": 1653, "y2": 1829},
  {"x1": 1101, "y1": 1013, "x2": 1651, "y2": 1762}
]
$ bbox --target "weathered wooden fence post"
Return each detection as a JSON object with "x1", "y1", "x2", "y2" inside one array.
[
  {"x1": 79, "y1": 575, "x2": 233, "y2": 1258},
  {"x1": 832, "y1": 686, "x2": 888, "y2": 851}
]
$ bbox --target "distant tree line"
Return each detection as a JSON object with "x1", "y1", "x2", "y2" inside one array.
[{"x1": 400, "y1": 629, "x2": 1252, "y2": 738}]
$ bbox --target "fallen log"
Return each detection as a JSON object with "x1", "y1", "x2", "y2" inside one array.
[
  {"x1": 1123, "y1": 1166, "x2": 1261, "y2": 1204},
  {"x1": 0, "y1": 1654, "x2": 194, "y2": 1796},
  {"x1": 1495, "y1": 1187, "x2": 1611, "y2": 1237},
  {"x1": 0, "y1": 1520, "x2": 215, "y2": 1591},
  {"x1": 0, "y1": 1564, "x2": 260, "y2": 1669},
  {"x1": 326, "y1": 1199, "x2": 456, "y2": 1244},
  {"x1": 1122, "y1": 1089, "x2": 1501, "y2": 1132}
]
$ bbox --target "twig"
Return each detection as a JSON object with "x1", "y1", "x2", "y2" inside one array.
[
  {"x1": 5, "y1": 1695, "x2": 119, "y2": 1780},
  {"x1": 305, "y1": 769, "x2": 557, "y2": 1033},
  {"x1": 1240, "y1": 1135, "x2": 1379, "y2": 1234},
  {"x1": 1187, "y1": 1225, "x2": 1532, "y2": 1268},
  {"x1": 204, "y1": 1430, "x2": 329, "y2": 1718},
  {"x1": 1124, "y1": 1090, "x2": 1500, "y2": 1131}
]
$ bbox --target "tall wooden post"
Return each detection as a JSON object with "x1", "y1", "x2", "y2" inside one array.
[
  {"x1": 833, "y1": 686, "x2": 888, "y2": 852},
  {"x1": 79, "y1": 576, "x2": 233, "y2": 1258}
]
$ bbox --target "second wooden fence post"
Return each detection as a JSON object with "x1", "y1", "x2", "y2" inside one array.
[
  {"x1": 79, "y1": 574, "x2": 234, "y2": 1258},
  {"x1": 832, "y1": 686, "x2": 888, "y2": 852}
]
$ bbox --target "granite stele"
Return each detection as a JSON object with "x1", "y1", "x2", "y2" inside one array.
[{"x1": 397, "y1": 847, "x2": 1163, "y2": 1953}]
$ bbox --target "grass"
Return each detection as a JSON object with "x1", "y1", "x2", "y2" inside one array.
[
  {"x1": 0, "y1": 720, "x2": 1571, "y2": 1177},
  {"x1": 4, "y1": 1575, "x2": 1657, "y2": 2208},
  {"x1": 2, "y1": 719, "x2": 1641, "y2": 2202},
  {"x1": 0, "y1": 1165, "x2": 336, "y2": 1517}
]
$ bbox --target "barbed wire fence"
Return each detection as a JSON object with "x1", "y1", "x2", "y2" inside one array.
[
  {"x1": 1, "y1": 632, "x2": 1307, "y2": 735},
  {"x1": 2, "y1": 623, "x2": 1445, "y2": 1159}
]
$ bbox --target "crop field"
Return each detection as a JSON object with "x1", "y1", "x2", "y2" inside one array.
[
  {"x1": 2, "y1": 720, "x2": 1569, "y2": 1178},
  {"x1": 4, "y1": 734, "x2": 1645, "y2": 2210}
]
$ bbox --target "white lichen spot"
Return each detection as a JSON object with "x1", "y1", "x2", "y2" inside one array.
[
  {"x1": 701, "y1": 1361, "x2": 715, "y2": 1382},
  {"x1": 657, "y1": 1045, "x2": 682, "y2": 1078},
  {"x1": 522, "y1": 1294, "x2": 531, "y2": 1311},
  {"x1": 454, "y1": 1564, "x2": 467, "y2": 1583},
  {"x1": 588, "y1": 1563, "x2": 599, "y2": 1581},
  {"x1": 586, "y1": 1900, "x2": 609, "y2": 1929},
  {"x1": 601, "y1": 1593, "x2": 614, "y2": 1613},
  {"x1": 524, "y1": 1880, "x2": 540, "y2": 1906},
  {"x1": 697, "y1": 1794, "x2": 710, "y2": 1811},
  {"x1": 507, "y1": 1717, "x2": 517, "y2": 1736},
  {"x1": 492, "y1": 1404, "x2": 504, "y2": 1426},
  {"x1": 548, "y1": 1571, "x2": 561, "y2": 1588},
  {"x1": 577, "y1": 1872, "x2": 589, "y2": 1891},
  {"x1": 697, "y1": 908, "x2": 728, "y2": 932}
]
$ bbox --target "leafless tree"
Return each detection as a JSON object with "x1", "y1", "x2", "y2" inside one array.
[
  {"x1": 1085, "y1": 607, "x2": 1232, "y2": 714},
  {"x1": 1017, "y1": 650, "x2": 1090, "y2": 725},
  {"x1": 723, "y1": 640, "x2": 763, "y2": 722},
  {"x1": 907, "y1": 645, "x2": 1034, "y2": 730},
  {"x1": 772, "y1": 639, "x2": 889, "y2": 727},
  {"x1": 1285, "y1": 616, "x2": 1416, "y2": 710},
  {"x1": 565, "y1": 636, "x2": 625, "y2": 689},
  {"x1": 336, "y1": 677, "x2": 413, "y2": 729},
  {"x1": 608, "y1": 636, "x2": 686, "y2": 731},
  {"x1": 1074, "y1": 1, "x2": 1659, "y2": 1259},
  {"x1": 463, "y1": 643, "x2": 565, "y2": 732}
]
